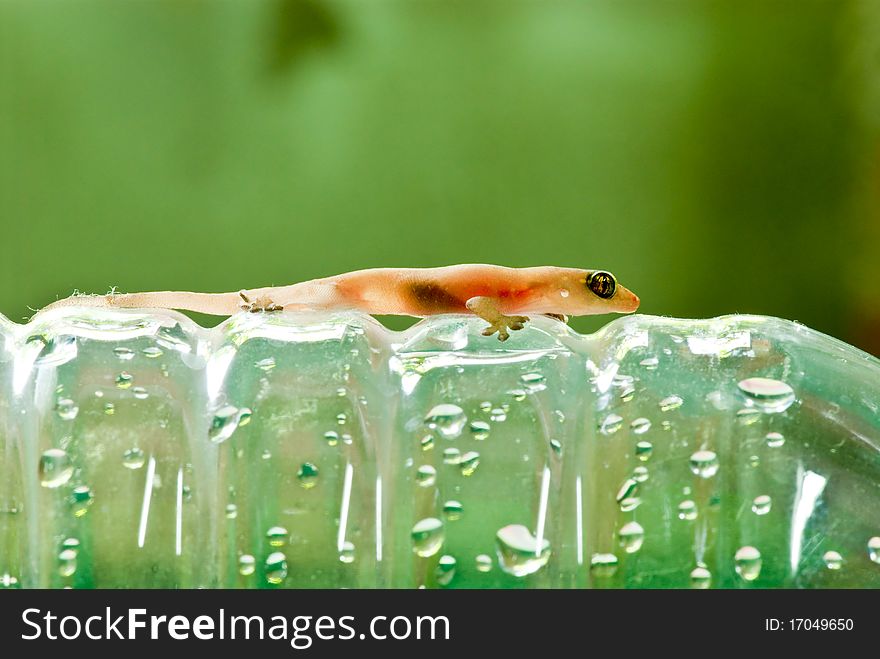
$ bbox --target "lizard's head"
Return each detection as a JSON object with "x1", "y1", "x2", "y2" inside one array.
[{"x1": 552, "y1": 269, "x2": 640, "y2": 316}]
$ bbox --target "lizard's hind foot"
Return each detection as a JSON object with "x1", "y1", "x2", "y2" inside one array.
[{"x1": 239, "y1": 292, "x2": 283, "y2": 313}]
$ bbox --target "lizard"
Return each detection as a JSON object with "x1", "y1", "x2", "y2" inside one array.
[{"x1": 42, "y1": 264, "x2": 640, "y2": 341}]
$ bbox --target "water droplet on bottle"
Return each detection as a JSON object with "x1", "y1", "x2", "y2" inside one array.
[
  {"x1": 510, "y1": 389, "x2": 527, "y2": 402},
  {"x1": 867, "y1": 537, "x2": 880, "y2": 564},
  {"x1": 599, "y1": 414, "x2": 623, "y2": 435},
  {"x1": 335, "y1": 412, "x2": 347, "y2": 425},
  {"x1": 490, "y1": 408, "x2": 507, "y2": 422},
  {"x1": 752, "y1": 495, "x2": 772, "y2": 515},
  {"x1": 142, "y1": 346, "x2": 163, "y2": 359},
  {"x1": 475, "y1": 554, "x2": 493, "y2": 573},
  {"x1": 640, "y1": 357, "x2": 659, "y2": 370},
  {"x1": 339, "y1": 541, "x2": 355, "y2": 564},
  {"x1": 620, "y1": 386, "x2": 635, "y2": 402},
  {"x1": 62, "y1": 537, "x2": 80, "y2": 553},
  {"x1": 616, "y1": 477, "x2": 639, "y2": 504},
  {"x1": 297, "y1": 463, "x2": 319, "y2": 488},
  {"x1": 266, "y1": 526, "x2": 289, "y2": 548},
  {"x1": 58, "y1": 549, "x2": 78, "y2": 577},
  {"x1": 590, "y1": 553, "x2": 619, "y2": 577},
  {"x1": 442, "y1": 448, "x2": 461, "y2": 465},
  {"x1": 479, "y1": 401, "x2": 492, "y2": 412},
  {"x1": 659, "y1": 395, "x2": 683, "y2": 412},
  {"x1": 69, "y1": 485, "x2": 93, "y2": 517},
  {"x1": 435, "y1": 555, "x2": 457, "y2": 586},
  {"x1": 459, "y1": 451, "x2": 480, "y2": 476},
  {"x1": 635, "y1": 441, "x2": 653, "y2": 461},
  {"x1": 39, "y1": 449, "x2": 73, "y2": 488},
  {"x1": 411, "y1": 518, "x2": 445, "y2": 557},
  {"x1": 323, "y1": 430, "x2": 339, "y2": 447},
  {"x1": 238, "y1": 554, "x2": 256, "y2": 576},
  {"x1": 424, "y1": 404, "x2": 467, "y2": 439},
  {"x1": 618, "y1": 521, "x2": 644, "y2": 553},
  {"x1": 255, "y1": 357, "x2": 276, "y2": 372},
  {"x1": 678, "y1": 500, "x2": 697, "y2": 521},
  {"x1": 103, "y1": 402, "x2": 115, "y2": 415},
  {"x1": 520, "y1": 373, "x2": 546, "y2": 393},
  {"x1": 469, "y1": 420, "x2": 490, "y2": 440},
  {"x1": 632, "y1": 466, "x2": 649, "y2": 483},
  {"x1": 765, "y1": 431, "x2": 785, "y2": 448},
  {"x1": 550, "y1": 439, "x2": 563, "y2": 456},
  {"x1": 265, "y1": 552, "x2": 288, "y2": 585},
  {"x1": 341, "y1": 433, "x2": 353, "y2": 445},
  {"x1": 443, "y1": 500, "x2": 463, "y2": 521},
  {"x1": 823, "y1": 550, "x2": 843, "y2": 570},
  {"x1": 631, "y1": 417, "x2": 651, "y2": 434},
  {"x1": 132, "y1": 386, "x2": 149, "y2": 400},
  {"x1": 115, "y1": 372, "x2": 133, "y2": 389},
  {"x1": 208, "y1": 405, "x2": 252, "y2": 444},
  {"x1": 689, "y1": 450, "x2": 719, "y2": 478},
  {"x1": 690, "y1": 566, "x2": 712, "y2": 589},
  {"x1": 122, "y1": 447, "x2": 145, "y2": 469},
  {"x1": 737, "y1": 377, "x2": 796, "y2": 413},
  {"x1": 225, "y1": 503, "x2": 238, "y2": 519},
  {"x1": 55, "y1": 398, "x2": 79, "y2": 421},
  {"x1": 495, "y1": 524, "x2": 551, "y2": 577},
  {"x1": 736, "y1": 408, "x2": 761, "y2": 426},
  {"x1": 114, "y1": 347, "x2": 135, "y2": 361},
  {"x1": 0, "y1": 573, "x2": 20, "y2": 589},
  {"x1": 734, "y1": 546, "x2": 762, "y2": 581},
  {"x1": 415, "y1": 465, "x2": 437, "y2": 487},
  {"x1": 419, "y1": 434, "x2": 435, "y2": 451}
]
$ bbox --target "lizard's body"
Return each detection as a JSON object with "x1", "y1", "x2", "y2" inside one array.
[{"x1": 43, "y1": 265, "x2": 639, "y2": 340}]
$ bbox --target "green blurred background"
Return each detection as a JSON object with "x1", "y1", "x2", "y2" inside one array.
[{"x1": 1, "y1": 0, "x2": 878, "y2": 352}]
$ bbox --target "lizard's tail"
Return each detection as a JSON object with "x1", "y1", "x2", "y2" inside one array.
[{"x1": 41, "y1": 291, "x2": 244, "y2": 316}]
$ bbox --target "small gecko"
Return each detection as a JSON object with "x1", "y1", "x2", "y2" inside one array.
[{"x1": 43, "y1": 265, "x2": 639, "y2": 341}]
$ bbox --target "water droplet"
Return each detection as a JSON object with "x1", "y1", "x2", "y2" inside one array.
[
  {"x1": 469, "y1": 421, "x2": 490, "y2": 440},
  {"x1": 616, "y1": 478, "x2": 639, "y2": 504},
  {"x1": 142, "y1": 346, "x2": 163, "y2": 359},
  {"x1": 490, "y1": 408, "x2": 507, "y2": 422},
  {"x1": 632, "y1": 466, "x2": 649, "y2": 483},
  {"x1": 479, "y1": 401, "x2": 492, "y2": 412},
  {"x1": 475, "y1": 554, "x2": 493, "y2": 573},
  {"x1": 737, "y1": 377, "x2": 796, "y2": 413},
  {"x1": 69, "y1": 485, "x2": 93, "y2": 517},
  {"x1": 631, "y1": 417, "x2": 651, "y2": 434},
  {"x1": 823, "y1": 550, "x2": 843, "y2": 570},
  {"x1": 255, "y1": 357, "x2": 276, "y2": 372},
  {"x1": 115, "y1": 372, "x2": 133, "y2": 389},
  {"x1": 39, "y1": 449, "x2": 73, "y2": 488},
  {"x1": 619, "y1": 497, "x2": 641, "y2": 512},
  {"x1": 341, "y1": 433, "x2": 353, "y2": 445},
  {"x1": 113, "y1": 347, "x2": 135, "y2": 361},
  {"x1": 265, "y1": 552, "x2": 288, "y2": 585},
  {"x1": 122, "y1": 447, "x2": 145, "y2": 469},
  {"x1": 550, "y1": 439, "x2": 563, "y2": 456},
  {"x1": 297, "y1": 463, "x2": 319, "y2": 488},
  {"x1": 560, "y1": 289, "x2": 570, "y2": 298},
  {"x1": 690, "y1": 566, "x2": 712, "y2": 589},
  {"x1": 319, "y1": 431, "x2": 338, "y2": 448},
  {"x1": 420, "y1": 434, "x2": 434, "y2": 451},
  {"x1": 238, "y1": 554, "x2": 256, "y2": 576},
  {"x1": 618, "y1": 521, "x2": 644, "y2": 553},
  {"x1": 640, "y1": 357, "x2": 659, "y2": 370},
  {"x1": 520, "y1": 373, "x2": 546, "y2": 393},
  {"x1": 678, "y1": 500, "x2": 698, "y2": 521},
  {"x1": 748, "y1": 454, "x2": 760, "y2": 468},
  {"x1": 261, "y1": 449, "x2": 271, "y2": 460},
  {"x1": 132, "y1": 386, "x2": 149, "y2": 400},
  {"x1": 599, "y1": 414, "x2": 623, "y2": 435},
  {"x1": 443, "y1": 500, "x2": 463, "y2": 521},
  {"x1": 336, "y1": 412, "x2": 347, "y2": 425},
  {"x1": 225, "y1": 503, "x2": 238, "y2": 519},
  {"x1": 765, "y1": 432, "x2": 785, "y2": 448},
  {"x1": 868, "y1": 537, "x2": 880, "y2": 564},
  {"x1": 442, "y1": 448, "x2": 461, "y2": 465},
  {"x1": 55, "y1": 398, "x2": 79, "y2": 421},
  {"x1": 103, "y1": 402, "x2": 115, "y2": 415},
  {"x1": 208, "y1": 405, "x2": 252, "y2": 444},
  {"x1": 266, "y1": 526, "x2": 289, "y2": 548},
  {"x1": 751, "y1": 495, "x2": 772, "y2": 516},
  {"x1": 736, "y1": 408, "x2": 761, "y2": 426},
  {"x1": 590, "y1": 553, "x2": 619, "y2": 577},
  {"x1": 336, "y1": 387, "x2": 347, "y2": 397},
  {"x1": 510, "y1": 389, "x2": 527, "y2": 402},
  {"x1": 0, "y1": 573, "x2": 20, "y2": 589},
  {"x1": 495, "y1": 524, "x2": 551, "y2": 577},
  {"x1": 62, "y1": 537, "x2": 80, "y2": 553},
  {"x1": 411, "y1": 518, "x2": 445, "y2": 557},
  {"x1": 689, "y1": 450, "x2": 719, "y2": 478},
  {"x1": 734, "y1": 546, "x2": 762, "y2": 581},
  {"x1": 459, "y1": 451, "x2": 480, "y2": 476},
  {"x1": 620, "y1": 386, "x2": 635, "y2": 402},
  {"x1": 58, "y1": 549, "x2": 78, "y2": 577},
  {"x1": 635, "y1": 441, "x2": 653, "y2": 461},
  {"x1": 424, "y1": 404, "x2": 467, "y2": 439},
  {"x1": 415, "y1": 465, "x2": 437, "y2": 487},
  {"x1": 435, "y1": 555, "x2": 456, "y2": 586},
  {"x1": 339, "y1": 541, "x2": 355, "y2": 564},
  {"x1": 659, "y1": 395, "x2": 683, "y2": 412}
]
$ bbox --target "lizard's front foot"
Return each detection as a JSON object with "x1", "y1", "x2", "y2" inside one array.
[
  {"x1": 239, "y1": 292, "x2": 283, "y2": 313},
  {"x1": 481, "y1": 314, "x2": 529, "y2": 342}
]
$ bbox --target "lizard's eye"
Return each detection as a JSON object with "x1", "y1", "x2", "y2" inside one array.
[{"x1": 587, "y1": 271, "x2": 616, "y2": 299}]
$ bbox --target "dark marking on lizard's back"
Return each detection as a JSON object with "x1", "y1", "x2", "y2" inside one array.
[{"x1": 409, "y1": 282, "x2": 465, "y2": 313}]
